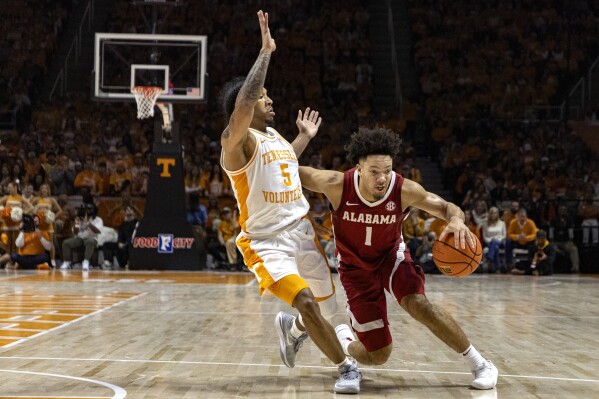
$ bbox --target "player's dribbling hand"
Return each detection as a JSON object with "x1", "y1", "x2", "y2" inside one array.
[
  {"x1": 257, "y1": 10, "x2": 276, "y2": 53},
  {"x1": 296, "y1": 107, "x2": 322, "y2": 138},
  {"x1": 439, "y1": 216, "x2": 476, "y2": 250}
]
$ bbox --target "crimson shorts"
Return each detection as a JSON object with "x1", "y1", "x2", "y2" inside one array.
[{"x1": 338, "y1": 246, "x2": 425, "y2": 352}]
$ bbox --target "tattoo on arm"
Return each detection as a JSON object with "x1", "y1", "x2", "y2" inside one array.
[{"x1": 240, "y1": 52, "x2": 271, "y2": 102}]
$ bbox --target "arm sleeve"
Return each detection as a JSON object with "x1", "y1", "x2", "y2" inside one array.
[
  {"x1": 40, "y1": 232, "x2": 52, "y2": 250},
  {"x1": 15, "y1": 232, "x2": 25, "y2": 248},
  {"x1": 92, "y1": 217, "x2": 104, "y2": 229}
]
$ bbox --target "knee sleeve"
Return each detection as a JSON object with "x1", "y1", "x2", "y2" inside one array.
[{"x1": 318, "y1": 294, "x2": 338, "y2": 322}]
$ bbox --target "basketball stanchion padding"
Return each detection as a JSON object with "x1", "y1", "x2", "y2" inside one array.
[
  {"x1": 432, "y1": 233, "x2": 482, "y2": 277},
  {"x1": 131, "y1": 86, "x2": 164, "y2": 119}
]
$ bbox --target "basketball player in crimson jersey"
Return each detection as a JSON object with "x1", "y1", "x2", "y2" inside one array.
[
  {"x1": 219, "y1": 11, "x2": 360, "y2": 393},
  {"x1": 299, "y1": 127, "x2": 498, "y2": 390}
]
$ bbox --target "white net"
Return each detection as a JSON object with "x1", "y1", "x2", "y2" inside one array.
[{"x1": 131, "y1": 86, "x2": 163, "y2": 119}]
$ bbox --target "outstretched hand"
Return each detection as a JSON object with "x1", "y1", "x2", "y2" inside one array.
[
  {"x1": 296, "y1": 107, "x2": 322, "y2": 139},
  {"x1": 257, "y1": 10, "x2": 276, "y2": 53},
  {"x1": 439, "y1": 216, "x2": 476, "y2": 250}
]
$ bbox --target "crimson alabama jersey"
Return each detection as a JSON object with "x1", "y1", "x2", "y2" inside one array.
[{"x1": 331, "y1": 167, "x2": 407, "y2": 271}]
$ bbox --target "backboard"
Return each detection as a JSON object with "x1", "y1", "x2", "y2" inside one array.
[{"x1": 93, "y1": 33, "x2": 207, "y2": 103}]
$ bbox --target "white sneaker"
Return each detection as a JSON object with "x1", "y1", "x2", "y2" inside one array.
[
  {"x1": 334, "y1": 358, "x2": 361, "y2": 394},
  {"x1": 335, "y1": 324, "x2": 356, "y2": 356},
  {"x1": 471, "y1": 360, "x2": 498, "y2": 389},
  {"x1": 51, "y1": 259, "x2": 56, "y2": 268},
  {"x1": 60, "y1": 261, "x2": 71, "y2": 270},
  {"x1": 82, "y1": 260, "x2": 90, "y2": 271},
  {"x1": 102, "y1": 260, "x2": 112, "y2": 270},
  {"x1": 274, "y1": 311, "x2": 308, "y2": 368}
]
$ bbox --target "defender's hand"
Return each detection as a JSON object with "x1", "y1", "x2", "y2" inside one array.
[
  {"x1": 296, "y1": 107, "x2": 322, "y2": 139},
  {"x1": 257, "y1": 10, "x2": 276, "y2": 53}
]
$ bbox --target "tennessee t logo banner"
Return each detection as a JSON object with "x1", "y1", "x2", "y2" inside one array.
[{"x1": 157, "y1": 158, "x2": 175, "y2": 177}]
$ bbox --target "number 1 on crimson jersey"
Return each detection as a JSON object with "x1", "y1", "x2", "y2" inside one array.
[{"x1": 365, "y1": 226, "x2": 372, "y2": 246}]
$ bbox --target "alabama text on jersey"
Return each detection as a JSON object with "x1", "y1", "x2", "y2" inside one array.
[{"x1": 332, "y1": 168, "x2": 406, "y2": 270}]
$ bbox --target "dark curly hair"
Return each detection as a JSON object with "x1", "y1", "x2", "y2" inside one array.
[
  {"x1": 218, "y1": 76, "x2": 246, "y2": 122},
  {"x1": 345, "y1": 126, "x2": 402, "y2": 164}
]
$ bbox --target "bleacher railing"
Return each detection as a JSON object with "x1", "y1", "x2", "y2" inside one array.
[
  {"x1": 49, "y1": 0, "x2": 94, "y2": 100},
  {"x1": 525, "y1": 54, "x2": 599, "y2": 122}
]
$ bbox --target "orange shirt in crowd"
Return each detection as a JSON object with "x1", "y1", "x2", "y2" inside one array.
[
  {"x1": 507, "y1": 218, "x2": 538, "y2": 245},
  {"x1": 18, "y1": 231, "x2": 51, "y2": 256}
]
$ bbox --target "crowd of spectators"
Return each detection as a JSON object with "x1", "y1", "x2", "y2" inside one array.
[
  {"x1": 0, "y1": 0, "x2": 72, "y2": 133},
  {"x1": 410, "y1": 0, "x2": 599, "y2": 122},
  {"x1": 421, "y1": 119, "x2": 597, "y2": 273},
  {"x1": 0, "y1": 1, "x2": 382, "y2": 270},
  {"x1": 406, "y1": 0, "x2": 599, "y2": 273},
  {"x1": 0, "y1": 1, "x2": 598, "y2": 273}
]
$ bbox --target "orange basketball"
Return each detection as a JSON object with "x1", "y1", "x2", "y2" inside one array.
[{"x1": 432, "y1": 233, "x2": 482, "y2": 277}]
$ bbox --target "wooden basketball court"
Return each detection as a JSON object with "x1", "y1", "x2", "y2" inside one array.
[{"x1": 0, "y1": 269, "x2": 597, "y2": 398}]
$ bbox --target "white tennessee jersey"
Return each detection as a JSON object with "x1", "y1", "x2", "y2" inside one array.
[{"x1": 221, "y1": 127, "x2": 309, "y2": 236}]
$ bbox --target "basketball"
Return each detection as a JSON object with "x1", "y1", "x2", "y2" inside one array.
[{"x1": 432, "y1": 233, "x2": 482, "y2": 277}]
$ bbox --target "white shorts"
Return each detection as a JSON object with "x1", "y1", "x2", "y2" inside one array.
[{"x1": 236, "y1": 218, "x2": 335, "y2": 302}]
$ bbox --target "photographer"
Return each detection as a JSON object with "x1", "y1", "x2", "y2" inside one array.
[
  {"x1": 512, "y1": 229, "x2": 556, "y2": 276},
  {"x1": 0, "y1": 214, "x2": 51, "y2": 270},
  {"x1": 60, "y1": 202, "x2": 104, "y2": 271}
]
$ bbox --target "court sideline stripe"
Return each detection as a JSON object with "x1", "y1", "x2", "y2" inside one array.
[
  {"x1": 102, "y1": 310, "x2": 599, "y2": 319},
  {"x1": 0, "y1": 293, "x2": 147, "y2": 349},
  {"x1": 1, "y1": 356, "x2": 598, "y2": 384}
]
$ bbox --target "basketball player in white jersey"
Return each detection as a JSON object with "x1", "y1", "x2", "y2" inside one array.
[{"x1": 219, "y1": 11, "x2": 360, "y2": 394}]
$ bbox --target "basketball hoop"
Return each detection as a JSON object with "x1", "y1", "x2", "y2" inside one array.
[{"x1": 131, "y1": 86, "x2": 163, "y2": 119}]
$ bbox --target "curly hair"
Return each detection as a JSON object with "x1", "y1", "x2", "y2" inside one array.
[
  {"x1": 218, "y1": 76, "x2": 246, "y2": 122},
  {"x1": 345, "y1": 126, "x2": 402, "y2": 164}
]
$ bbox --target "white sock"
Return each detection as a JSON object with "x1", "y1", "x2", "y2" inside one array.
[
  {"x1": 335, "y1": 356, "x2": 352, "y2": 369},
  {"x1": 462, "y1": 344, "x2": 485, "y2": 370},
  {"x1": 335, "y1": 324, "x2": 355, "y2": 356},
  {"x1": 289, "y1": 315, "x2": 305, "y2": 339}
]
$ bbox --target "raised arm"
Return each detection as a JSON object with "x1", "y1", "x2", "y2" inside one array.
[
  {"x1": 401, "y1": 179, "x2": 474, "y2": 250},
  {"x1": 221, "y1": 11, "x2": 275, "y2": 155},
  {"x1": 299, "y1": 166, "x2": 344, "y2": 210},
  {"x1": 292, "y1": 108, "x2": 322, "y2": 157}
]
